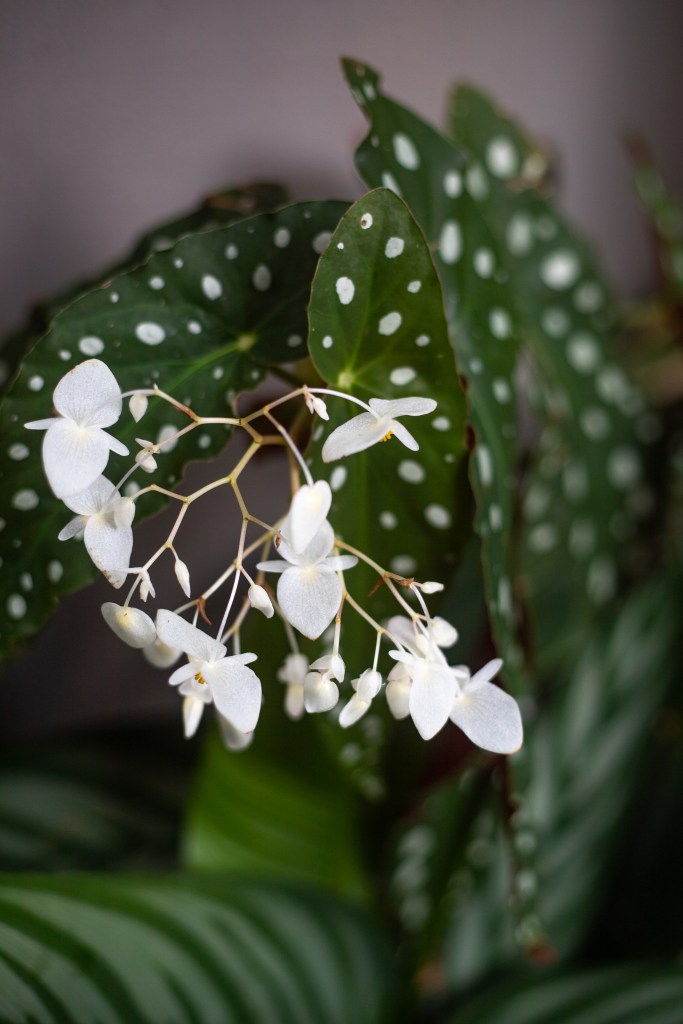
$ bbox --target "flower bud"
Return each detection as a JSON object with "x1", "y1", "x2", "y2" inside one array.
[
  {"x1": 174, "y1": 559, "x2": 191, "y2": 598},
  {"x1": 248, "y1": 583, "x2": 274, "y2": 618},
  {"x1": 139, "y1": 570, "x2": 155, "y2": 602},
  {"x1": 129, "y1": 393, "x2": 149, "y2": 422},
  {"x1": 430, "y1": 617, "x2": 458, "y2": 648},
  {"x1": 304, "y1": 389, "x2": 329, "y2": 420},
  {"x1": 418, "y1": 581, "x2": 444, "y2": 594},
  {"x1": 135, "y1": 438, "x2": 157, "y2": 473}
]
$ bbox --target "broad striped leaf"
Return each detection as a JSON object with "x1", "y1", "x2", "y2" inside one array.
[{"x1": 0, "y1": 875, "x2": 395, "y2": 1024}]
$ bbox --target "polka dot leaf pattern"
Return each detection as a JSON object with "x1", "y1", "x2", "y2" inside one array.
[
  {"x1": 0, "y1": 200, "x2": 347, "y2": 659},
  {"x1": 308, "y1": 188, "x2": 468, "y2": 679}
]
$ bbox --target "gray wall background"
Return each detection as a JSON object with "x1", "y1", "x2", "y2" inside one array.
[{"x1": 2, "y1": 0, "x2": 682, "y2": 735}]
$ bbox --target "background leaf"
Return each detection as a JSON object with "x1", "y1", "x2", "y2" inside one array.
[
  {"x1": 0, "y1": 875, "x2": 396, "y2": 1024},
  {"x1": 0, "y1": 199, "x2": 347, "y2": 661}
]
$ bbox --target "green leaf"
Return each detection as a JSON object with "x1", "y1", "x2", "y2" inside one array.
[
  {"x1": 0, "y1": 727, "x2": 194, "y2": 871},
  {"x1": 628, "y1": 139, "x2": 683, "y2": 301},
  {"x1": 0, "y1": 200, "x2": 347, "y2": 661},
  {"x1": 341, "y1": 60, "x2": 524, "y2": 682},
  {"x1": 443, "y1": 573, "x2": 680, "y2": 985},
  {"x1": 0, "y1": 875, "x2": 395, "y2": 1024},
  {"x1": 307, "y1": 187, "x2": 468, "y2": 681},
  {"x1": 0, "y1": 184, "x2": 290, "y2": 400},
  {"x1": 448, "y1": 964, "x2": 683, "y2": 1024},
  {"x1": 447, "y1": 84, "x2": 652, "y2": 654}
]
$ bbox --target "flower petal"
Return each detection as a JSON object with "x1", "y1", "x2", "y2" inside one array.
[
  {"x1": 284, "y1": 684, "x2": 305, "y2": 720},
  {"x1": 169, "y1": 661, "x2": 198, "y2": 687},
  {"x1": 143, "y1": 639, "x2": 182, "y2": 669},
  {"x1": 388, "y1": 420, "x2": 419, "y2": 451},
  {"x1": 409, "y1": 661, "x2": 457, "y2": 740},
  {"x1": 368, "y1": 397, "x2": 437, "y2": 418},
  {"x1": 42, "y1": 419, "x2": 112, "y2": 498},
  {"x1": 469, "y1": 658, "x2": 504, "y2": 687},
  {"x1": 277, "y1": 565, "x2": 342, "y2": 639},
  {"x1": 321, "y1": 554, "x2": 358, "y2": 572},
  {"x1": 303, "y1": 673, "x2": 339, "y2": 713},
  {"x1": 101, "y1": 602, "x2": 156, "y2": 648},
  {"x1": 339, "y1": 694, "x2": 371, "y2": 728},
  {"x1": 217, "y1": 714, "x2": 254, "y2": 751},
  {"x1": 288, "y1": 481, "x2": 332, "y2": 554},
  {"x1": 207, "y1": 660, "x2": 262, "y2": 733},
  {"x1": 386, "y1": 678, "x2": 411, "y2": 719},
  {"x1": 182, "y1": 695, "x2": 205, "y2": 738},
  {"x1": 321, "y1": 412, "x2": 390, "y2": 462},
  {"x1": 156, "y1": 609, "x2": 226, "y2": 663},
  {"x1": 53, "y1": 359, "x2": 122, "y2": 428},
  {"x1": 83, "y1": 515, "x2": 133, "y2": 588},
  {"x1": 299, "y1": 520, "x2": 335, "y2": 565},
  {"x1": 450, "y1": 680, "x2": 523, "y2": 754},
  {"x1": 58, "y1": 515, "x2": 86, "y2": 541},
  {"x1": 62, "y1": 475, "x2": 117, "y2": 516},
  {"x1": 255, "y1": 559, "x2": 290, "y2": 574}
]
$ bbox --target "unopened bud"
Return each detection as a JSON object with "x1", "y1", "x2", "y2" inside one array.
[
  {"x1": 304, "y1": 388, "x2": 329, "y2": 420},
  {"x1": 248, "y1": 583, "x2": 274, "y2": 618},
  {"x1": 174, "y1": 559, "x2": 191, "y2": 598},
  {"x1": 129, "y1": 393, "x2": 149, "y2": 422},
  {"x1": 135, "y1": 438, "x2": 157, "y2": 473},
  {"x1": 418, "y1": 580, "x2": 444, "y2": 594},
  {"x1": 139, "y1": 570, "x2": 155, "y2": 602}
]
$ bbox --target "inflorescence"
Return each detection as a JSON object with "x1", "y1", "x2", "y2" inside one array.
[{"x1": 26, "y1": 358, "x2": 523, "y2": 754}]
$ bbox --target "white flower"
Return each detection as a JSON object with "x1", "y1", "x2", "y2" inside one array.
[
  {"x1": 248, "y1": 583, "x2": 274, "y2": 618},
  {"x1": 303, "y1": 669, "x2": 339, "y2": 713},
  {"x1": 449, "y1": 658, "x2": 523, "y2": 754},
  {"x1": 339, "y1": 669, "x2": 382, "y2": 728},
  {"x1": 143, "y1": 637, "x2": 182, "y2": 669},
  {"x1": 102, "y1": 602, "x2": 156, "y2": 648},
  {"x1": 156, "y1": 609, "x2": 262, "y2": 737},
  {"x1": 277, "y1": 652, "x2": 309, "y2": 720},
  {"x1": 309, "y1": 652, "x2": 345, "y2": 683},
  {"x1": 257, "y1": 520, "x2": 356, "y2": 639},
  {"x1": 322, "y1": 396, "x2": 436, "y2": 462},
  {"x1": 288, "y1": 481, "x2": 332, "y2": 553},
  {"x1": 58, "y1": 475, "x2": 134, "y2": 588},
  {"x1": 25, "y1": 359, "x2": 129, "y2": 498}
]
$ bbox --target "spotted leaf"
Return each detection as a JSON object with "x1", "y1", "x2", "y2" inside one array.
[
  {"x1": 0, "y1": 200, "x2": 347, "y2": 660},
  {"x1": 342, "y1": 59, "x2": 524, "y2": 682},
  {"x1": 308, "y1": 187, "x2": 468, "y2": 681}
]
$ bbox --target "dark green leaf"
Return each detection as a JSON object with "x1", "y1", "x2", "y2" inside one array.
[
  {"x1": 0, "y1": 200, "x2": 347, "y2": 661},
  {"x1": 0, "y1": 875, "x2": 395, "y2": 1024}
]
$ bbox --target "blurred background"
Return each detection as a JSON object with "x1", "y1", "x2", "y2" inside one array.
[{"x1": 2, "y1": 0, "x2": 683, "y2": 736}]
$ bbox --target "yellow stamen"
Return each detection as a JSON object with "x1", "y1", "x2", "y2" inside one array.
[
  {"x1": 194, "y1": 672, "x2": 206, "y2": 685},
  {"x1": 380, "y1": 430, "x2": 393, "y2": 443}
]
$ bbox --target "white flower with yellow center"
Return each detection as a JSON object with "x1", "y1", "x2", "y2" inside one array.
[
  {"x1": 156, "y1": 610, "x2": 262, "y2": 739},
  {"x1": 322, "y1": 396, "x2": 436, "y2": 462},
  {"x1": 25, "y1": 359, "x2": 128, "y2": 498},
  {"x1": 449, "y1": 659, "x2": 523, "y2": 754}
]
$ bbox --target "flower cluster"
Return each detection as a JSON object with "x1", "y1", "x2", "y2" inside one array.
[{"x1": 27, "y1": 358, "x2": 523, "y2": 756}]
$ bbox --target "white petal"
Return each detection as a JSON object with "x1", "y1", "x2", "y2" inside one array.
[
  {"x1": 386, "y1": 615, "x2": 422, "y2": 655},
  {"x1": 386, "y1": 678, "x2": 411, "y2": 719},
  {"x1": 303, "y1": 673, "x2": 339, "y2": 713},
  {"x1": 322, "y1": 555, "x2": 358, "y2": 572},
  {"x1": 277, "y1": 566, "x2": 342, "y2": 639},
  {"x1": 389, "y1": 420, "x2": 419, "y2": 451},
  {"x1": 321, "y1": 412, "x2": 390, "y2": 462},
  {"x1": 288, "y1": 481, "x2": 332, "y2": 553},
  {"x1": 277, "y1": 653, "x2": 309, "y2": 687},
  {"x1": 58, "y1": 515, "x2": 86, "y2": 541},
  {"x1": 107, "y1": 434, "x2": 129, "y2": 457},
  {"x1": 207, "y1": 659, "x2": 262, "y2": 733},
  {"x1": 155, "y1": 609, "x2": 225, "y2": 663},
  {"x1": 143, "y1": 639, "x2": 182, "y2": 669},
  {"x1": 409, "y1": 661, "x2": 457, "y2": 740},
  {"x1": 62, "y1": 475, "x2": 116, "y2": 515},
  {"x1": 469, "y1": 658, "x2": 504, "y2": 687},
  {"x1": 356, "y1": 669, "x2": 382, "y2": 701},
  {"x1": 53, "y1": 359, "x2": 122, "y2": 427},
  {"x1": 298, "y1": 520, "x2": 335, "y2": 566},
  {"x1": 101, "y1": 602, "x2": 156, "y2": 648},
  {"x1": 114, "y1": 497, "x2": 135, "y2": 529},
  {"x1": 368, "y1": 397, "x2": 437, "y2": 418},
  {"x1": 248, "y1": 583, "x2": 274, "y2": 617},
  {"x1": 255, "y1": 559, "x2": 290, "y2": 574},
  {"x1": 25, "y1": 417, "x2": 59, "y2": 430},
  {"x1": 129, "y1": 393, "x2": 148, "y2": 422},
  {"x1": 451, "y1": 680, "x2": 522, "y2": 754},
  {"x1": 169, "y1": 661, "x2": 198, "y2": 687},
  {"x1": 310, "y1": 653, "x2": 345, "y2": 682},
  {"x1": 42, "y1": 419, "x2": 112, "y2": 498},
  {"x1": 217, "y1": 714, "x2": 254, "y2": 751},
  {"x1": 430, "y1": 618, "x2": 458, "y2": 648},
  {"x1": 284, "y1": 684, "x2": 305, "y2": 720},
  {"x1": 339, "y1": 694, "x2": 371, "y2": 727},
  {"x1": 83, "y1": 515, "x2": 133, "y2": 588},
  {"x1": 182, "y1": 695, "x2": 205, "y2": 738}
]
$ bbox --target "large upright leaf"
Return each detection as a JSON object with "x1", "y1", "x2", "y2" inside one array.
[
  {"x1": 447, "y1": 84, "x2": 651, "y2": 657},
  {"x1": 0, "y1": 199, "x2": 346, "y2": 660},
  {"x1": 307, "y1": 188, "x2": 468, "y2": 682},
  {"x1": 341, "y1": 59, "x2": 524, "y2": 683},
  {"x1": 0, "y1": 875, "x2": 395, "y2": 1024}
]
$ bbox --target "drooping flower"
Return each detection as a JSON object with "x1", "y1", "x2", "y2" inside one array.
[
  {"x1": 339, "y1": 669, "x2": 382, "y2": 728},
  {"x1": 248, "y1": 583, "x2": 274, "y2": 618},
  {"x1": 102, "y1": 602, "x2": 156, "y2": 648},
  {"x1": 303, "y1": 387, "x2": 329, "y2": 420},
  {"x1": 25, "y1": 359, "x2": 128, "y2": 498},
  {"x1": 322, "y1": 396, "x2": 436, "y2": 462},
  {"x1": 302, "y1": 650, "x2": 346, "y2": 713},
  {"x1": 288, "y1": 480, "x2": 332, "y2": 553},
  {"x1": 449, "y1": 658, "x2": 523, "y2": 754},
  {"x1": 58, "y1": 475, "x2": 134, "y2": 588},
  {"x1": 257, "y1": 520, "x2": 356, "y2": 639},
  {"x1": 156, "y1": 609, "x2": 261, "y2": 738},
  {"x1": 276, "y1": 652, "x2": 309, "y2": 720}
]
